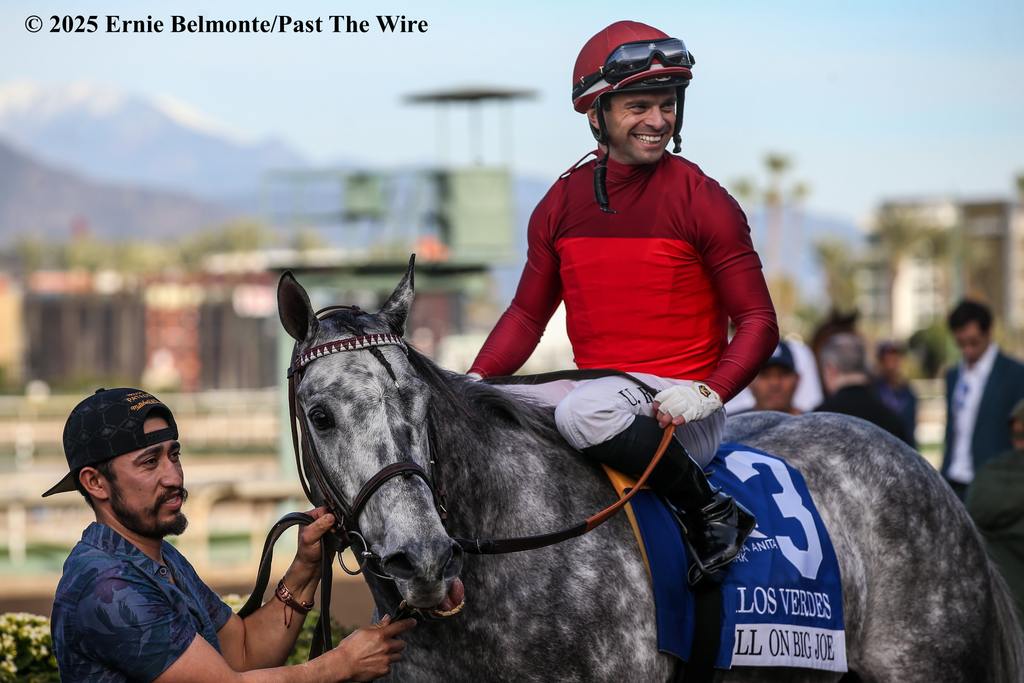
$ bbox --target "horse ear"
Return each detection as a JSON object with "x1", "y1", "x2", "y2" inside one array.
[
  {"x1": 278, "y1": 271, "x2": 319, "y2": 342},
  {"x1": 378, "y1": 254, "x2": 416, "y2": 335}
]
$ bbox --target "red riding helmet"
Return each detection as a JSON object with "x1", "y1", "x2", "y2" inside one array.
[
  {"x1": 571, "y1": 21, "x2": 694, "y2": 114},
  {"x1": 570, "y1": 22, "x2": 696, "y2": 213}
]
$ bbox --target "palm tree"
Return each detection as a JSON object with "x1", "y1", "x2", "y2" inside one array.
[
  {"x1": 763, "y1": 153, "x2": 792, "y2": 278},
  {"x1": 872, "y1": 207, "x2": 929, "y2": 333},
  {"x1": 813, "y1": 238, "x2": 857, "y2": 314}
]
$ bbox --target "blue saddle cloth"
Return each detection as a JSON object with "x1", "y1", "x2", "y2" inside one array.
[{"x1": 629, "y1": 442, "x2": 847, "y2": 673}]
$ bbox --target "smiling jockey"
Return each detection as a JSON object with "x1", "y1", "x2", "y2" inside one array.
[{"x1": 469, "y1": 21, "x2": 778, "y2": 580}]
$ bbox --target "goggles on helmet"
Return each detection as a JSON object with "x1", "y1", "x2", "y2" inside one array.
[{"x1": 573, "y1": 37, "x2": 695, "y2": 101}]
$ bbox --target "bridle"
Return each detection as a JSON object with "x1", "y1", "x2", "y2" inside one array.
[
  {"x1": 287, "y1": 320, "x2": 436, "y2": 576},
  {"x1": 242, "y1": 304, "x2": 676, "y2": 659}
]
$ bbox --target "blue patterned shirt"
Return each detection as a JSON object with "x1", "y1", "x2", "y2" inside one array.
[{"x1": 51, "y1": 522, "x2": 233, "y2": 682}]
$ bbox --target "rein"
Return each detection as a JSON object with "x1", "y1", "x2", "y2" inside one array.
[{"x1": 244, "y1": 309, "x2": 674, "y2": 660}]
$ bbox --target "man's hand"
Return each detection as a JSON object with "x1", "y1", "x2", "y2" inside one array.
[
  {"x1": 287, "y1": 507, "x2": 334, "y2": 588},
  {"x1": 653, "y1": 382, "x2": 722, "y2": 428},
  {"x1": 326, "y1": 615, "x2": 416, "y2": 682}
]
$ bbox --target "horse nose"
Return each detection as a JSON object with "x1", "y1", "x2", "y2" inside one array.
[{"x1": 382, "y1": 539, "x2": 462, "y2": 582}]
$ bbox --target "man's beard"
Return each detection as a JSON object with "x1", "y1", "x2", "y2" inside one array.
[{"x1": 110, "y1": 486, "x2": 189, "y2": 539}]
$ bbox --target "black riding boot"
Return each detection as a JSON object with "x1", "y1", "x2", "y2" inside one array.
[{"x1": 583, "y1": 415, "x2": 756, "y2": 583}]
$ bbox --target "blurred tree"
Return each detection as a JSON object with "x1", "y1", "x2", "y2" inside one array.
[
  {"x1": 909, "y1": 320, "x2": 955, "y2": 378},
  {"x1": 729, "y1": 177, "x2": 757, "y2": 206},
  {"x1": 180, "y1": 219, "x2": 277, "y2": 268},
  {"x1": 291, "y1": 228, "x2": 328, "y2": 252},
  {"x1": 813, "y1": 238, "x2": 858, "y2": 314},
  {"x1": 115, "y1": 242, "x2": 178, "y2": 273},
  {"x1": 764, "y1": 152, "x2": 791, "y2": 279},
  {"x1": 728, "y1": 154, "x2": 811, "y2": 335},
  {"x1": 12, "y1": 236, "x2": 50, "y2": 272},
  {"x1": 872, "y1": 208, "x2": 925, "y2": 332},
  {"x1": 63, "y1": 235, "x2": 109, "y2": 271}
]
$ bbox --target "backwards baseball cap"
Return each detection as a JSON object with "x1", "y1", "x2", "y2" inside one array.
[
  {"x1": 42, "y1": 388, "x2": 178, "y2": 497},
  {"x1": 762, "y1": 341, "x2": 797, "y2": 374}
]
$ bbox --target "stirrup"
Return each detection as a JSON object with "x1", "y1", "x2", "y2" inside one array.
[
  {"x1": 675, "y1": 500, "x2": 755, "y2": 586},
  {"x1": 666, "y1": 505, "x2": 728, "y2": 586},
  {"x1": 682, "y1": 535, "x2": 731, "y2": 587}
]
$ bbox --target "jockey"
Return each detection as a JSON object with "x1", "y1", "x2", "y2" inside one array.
[{"x1": 469, "y1": 21, "x2": 779, "y2": 580}]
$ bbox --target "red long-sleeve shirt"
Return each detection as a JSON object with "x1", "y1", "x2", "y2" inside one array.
[{"x1": 470, "y1": 152, "x2": 778, "y2": 402}]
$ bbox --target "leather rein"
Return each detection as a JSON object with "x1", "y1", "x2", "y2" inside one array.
[{"x1": 242, "y1": 306, "x2": 674, "y2": 659}]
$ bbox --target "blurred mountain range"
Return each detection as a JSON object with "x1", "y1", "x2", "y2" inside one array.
[
  {"x1": 0, "y1": 138, "x2": 235, "y2": 242},
  {"x1": 0, "y1": 82, "x2": 305, "y2": 201}
]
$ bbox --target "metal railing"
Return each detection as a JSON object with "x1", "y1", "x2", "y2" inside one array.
[{"x1": 0, "y1": 480, "x2": 306, "y2": 574}]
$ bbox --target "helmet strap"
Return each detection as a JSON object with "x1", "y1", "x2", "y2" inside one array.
[
  {"x1": 590, "y1": 95, "x2": 609, "y2": 145},
  {"x1": 672, "y1": 87, "x2": 686, "y2": 154},
  {"x1": 592, "y1": 96, "x2": 615, "y2": 214},
  {"x1": 594, "y1": 153, "x2": 615, "y2": 214}
]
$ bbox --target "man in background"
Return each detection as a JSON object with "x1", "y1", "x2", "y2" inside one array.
[
  {"x1": 874, "y1": 340, "x2": 918, "y2": 448},
  {"x1": 966, "y1": 399, "x2": 1024, "y2": 619},
  {"x1": 943, "y1": 300, "x2": 1024, "y2": 499},
  {"x1": 727, "y1": 336, "x2": 822, "y2": 415},
  {"x1": 815, "y1": 334, "x2": 911, "y2": 445},
  {"x1": 744, "y1": 341, "x2": 802, "y2": 415}
]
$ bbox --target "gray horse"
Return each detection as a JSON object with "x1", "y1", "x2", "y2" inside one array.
[{"x1": 278, "y1": 263, "x2": 1024, "y2": 682}]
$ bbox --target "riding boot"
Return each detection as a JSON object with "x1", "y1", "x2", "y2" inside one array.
[{"x1": 583, "y1": 415, "x2": 756, "y2": 583}]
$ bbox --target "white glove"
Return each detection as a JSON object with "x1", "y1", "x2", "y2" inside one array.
[
  {"x1": 654, "y1": 382, "x2": 722, "y2": 425},
  {"x1": 466, "y1": 372, "x2": 483, "y2": 382}
]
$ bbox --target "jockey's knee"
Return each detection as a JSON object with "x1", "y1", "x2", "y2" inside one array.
[{"x1": 554, "y1": 384, "x2": 636, "y2": 451}]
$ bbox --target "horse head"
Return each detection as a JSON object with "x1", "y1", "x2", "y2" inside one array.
[{"x1": 277, "y1": 257, "x2": 464, "y2": 615}]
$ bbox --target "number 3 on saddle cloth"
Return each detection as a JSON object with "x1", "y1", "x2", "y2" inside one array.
[{"x1": 605, "y1": 443, "x2": 848, "y2": 674}]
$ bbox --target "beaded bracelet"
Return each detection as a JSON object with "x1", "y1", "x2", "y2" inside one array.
[{"x1": 275, "y1": 579, "x2": 314, "y2": 627}]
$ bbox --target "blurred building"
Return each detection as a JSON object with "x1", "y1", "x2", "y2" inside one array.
[
  {"x1": 858, "y1": 192, "x2": 1024, "y2": 339},
  {"x1": 19, "y1": 270, "x2": 279, "y2": 391},
  {"x1": 0, "y1": 274, "x2": 24, "y2": 386}
]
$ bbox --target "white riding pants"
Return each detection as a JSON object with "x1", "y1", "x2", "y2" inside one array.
[{"x1": 498, "y1": 373, "x2": 725, "y2": 468}]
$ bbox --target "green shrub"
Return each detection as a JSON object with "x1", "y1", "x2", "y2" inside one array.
[
  {"x1": 0, "y1": 613, "x2": 58, "y2": 682},
  {"x1": 0, "y1": 595, "x2": 355, "y2": 681}
]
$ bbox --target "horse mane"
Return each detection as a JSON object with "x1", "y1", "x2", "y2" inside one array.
[{"x1": 404, "y1": 345, "x2": 564, "y2": 448}]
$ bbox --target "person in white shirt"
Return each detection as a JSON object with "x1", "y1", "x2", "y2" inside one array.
[{"x1": 942, "y1": 299, "x2": 1024, "y2": 500}]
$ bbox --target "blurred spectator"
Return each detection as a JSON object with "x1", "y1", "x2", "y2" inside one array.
[
  {"x1": 743, "y1": 341, "x2": 802, "y2": 415},
  {"x1": 966, "y1": 399, "x2": 1024, "y2": 619},
  {"x1": 943, "y1": 300, "x2": 1024, "y2": 500},
  {"x1": 726, "y1": 337, "x2": 822, "y2": 414},
  {"x1": 815, "y1": 333, "x2": 912, "y2": 445},
  {"x1": 874, "y1": 340, "x2": 918, "y2": 448}
]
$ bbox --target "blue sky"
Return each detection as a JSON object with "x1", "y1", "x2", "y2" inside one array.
[{"x1": 1, "y1": 0, "x2": 1022, "y2": 225}]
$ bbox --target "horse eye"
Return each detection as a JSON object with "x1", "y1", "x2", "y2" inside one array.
[{"x1": 308, "y1": 408, "x2": 334, "y2": 431}]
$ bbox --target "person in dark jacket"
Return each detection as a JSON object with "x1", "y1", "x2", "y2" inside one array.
[
  {"x1": 815, "y1": 333, "x2": 911, "y2": 445},
  {"x1": 873, "y1": 340, "x2": 918, "y2": 448},
  {"x1": 966, "y1": 398, "x2": 1024, "y2": 619},
  {"x1": 942, "y1": 299, "x2": 1024, "y2": 499}
]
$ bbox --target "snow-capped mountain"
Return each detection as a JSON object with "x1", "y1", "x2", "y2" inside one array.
[{"x1": 0, "y1": 82, "x2": 306, "y2": 201}]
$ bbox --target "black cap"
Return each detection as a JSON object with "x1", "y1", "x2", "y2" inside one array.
[
  {"x1": 43, "y1": 388, "x2": 178, "y2": 497},
  {"x1": 876, "y1": 339, "x2": 906, "y2": 357},
  {"x1": 762, "y1": 341, "x2": 797, "y2": 373}
]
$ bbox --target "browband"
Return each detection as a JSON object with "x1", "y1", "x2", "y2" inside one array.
[{"x1": 294, "y1": 333, "x2": 406, "y2": 372}]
